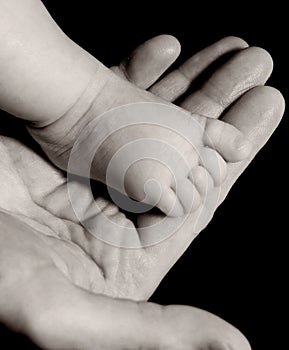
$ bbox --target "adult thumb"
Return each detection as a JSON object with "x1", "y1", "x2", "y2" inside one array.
[{"x1": 20, "y1": 271, "x2": 250, "y2": 350}]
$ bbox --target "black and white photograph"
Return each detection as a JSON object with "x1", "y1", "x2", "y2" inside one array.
[{"x1": 0, "y1": 1, "x2": 287, "y2": 349}]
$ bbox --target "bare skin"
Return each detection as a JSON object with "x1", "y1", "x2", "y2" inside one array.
[
  {"x1": 0, "y1": 33, "x2": 285, "y2": 349},
  {"x1": 0, "y1": 0, "x2": 254, "y2": 217}
]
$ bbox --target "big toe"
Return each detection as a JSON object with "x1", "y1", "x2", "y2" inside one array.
[
  {"x1": 175, "y1": 178, "x2": 202, "y2": 214},
  {"x1": 124, "y1": 163, "x2": 184, "y2": 216},
  {"x1": 204, "y1": 118, "x2": 252, "y2": 162}
]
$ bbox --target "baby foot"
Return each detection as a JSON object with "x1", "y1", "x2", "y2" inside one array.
[{"x1": 28, "y1": 69, "x2": 251, "y2": 217}]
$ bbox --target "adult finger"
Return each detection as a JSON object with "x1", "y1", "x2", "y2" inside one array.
[
  {"x1": 180, "y1": 47, "x2": 273, "y2": 118},
  {"x1": 219, "y1": 85, "x2": 285, "y2": 203},
  {"x1": 138, "y1": 87, "x2": 284, "y2": 282},
  {"x1": 111, "y1": 35, "x2": 181, "y2": 89},
  {"x1": 149, "y1": 36, "x2": 248, "y2": 101}
]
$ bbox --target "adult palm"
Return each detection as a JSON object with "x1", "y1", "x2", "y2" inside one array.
[{"x1": 0, "y1": 36, "x2": 284, "y2": 350}]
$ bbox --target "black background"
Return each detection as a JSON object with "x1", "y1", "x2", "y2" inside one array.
[{"x1": 0, "y1": 1, "x2": 288, "y2": 349}]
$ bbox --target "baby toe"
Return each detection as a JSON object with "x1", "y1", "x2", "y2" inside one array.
[
  {"x1": 157, "y1": 187, "x2": 184, "y2": 217},
  {"x1": 175, "y1": 178, "x2": 201, "y2": 214},
  {"x1": 199, "y1": 148, "x2": 227, "y2": 186},
  {"x1": 189, "y1": 165, "x2": 214, "y2": 197},
  {"x1": 204, "y1": 118, "x2": 252, "y2": 162}
]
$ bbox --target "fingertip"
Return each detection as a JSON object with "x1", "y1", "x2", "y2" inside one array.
[
  {"x1": 220, "y1": 84, "x2": 285, "y2": 159},
  {"x1": 153, "y1": 34, "x2": 181, "y2": 58},
  {"x1": 245, "y1": 46, "x2": 274, "y2": 77},
  {"x1": 240, "y1": 85, "x2": 285, "y2": 127},
  {"x1": 122, "y1": 34, "x2": 181, "y2": 89},
  {"x1": 220, "y1": 36, "x2": 249, "y2": 49},
  {"x1": 262, "y1": 85, "x2": 285, "y2": 117}
]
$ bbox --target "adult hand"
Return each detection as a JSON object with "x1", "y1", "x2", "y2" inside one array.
[{"x1": 0, "y1": 36, "x2": 284, "y2": 349}]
